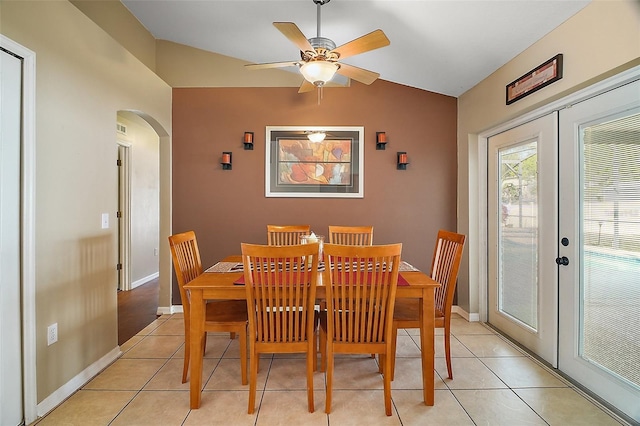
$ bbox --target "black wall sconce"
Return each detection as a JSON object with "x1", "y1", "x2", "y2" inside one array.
[
  {"x1": 376, "y1": 132, "x2": 387, "y2": 150},
  {"x1": 221, "y1": 152, "x2": 232, "y2": 170},
  {"x1": 243, "y1": 132, "x2": 254, "y2": 150},
  {"x1": 397, "y1": 152, "x2": 409, "y2": 170}
]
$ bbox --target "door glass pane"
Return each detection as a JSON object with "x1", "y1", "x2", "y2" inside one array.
[
  {"x1": 499, "y1": 140, "x2": 538, "y2": 330},
  {"x1": 581, "y1": 112, "x2": 640, "y2": 389}
]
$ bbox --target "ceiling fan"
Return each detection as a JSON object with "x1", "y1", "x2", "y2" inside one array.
[{"x1": 245, "y1": 0, "x2": 390, "y2": 94}]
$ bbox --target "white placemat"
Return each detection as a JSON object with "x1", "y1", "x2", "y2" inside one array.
[{"x1": 205, "y1": 261, "x2": 243, "y2": 273}]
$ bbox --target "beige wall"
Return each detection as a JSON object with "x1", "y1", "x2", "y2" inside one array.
[
  {"x1": 456, "y1": 0, "x2": 640, "y2": 314},
  {"x1": 0, "y1": 0, "x2": 171, "y2": 405}
]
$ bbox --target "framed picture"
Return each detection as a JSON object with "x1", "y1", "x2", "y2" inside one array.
[
  {"x1": 265, "y1": 126, "x2": 364, "y2": 198},
  {"x1": 506, "y1": 54, "x2": 563, "y2": 105}
]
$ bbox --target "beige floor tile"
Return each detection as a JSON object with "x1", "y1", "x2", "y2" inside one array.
[
  {"x1": 183, "y1": 390, "x2": 260, "y2": 426},
  {"x1": 450, "y1": 318, "x2": 496, "y2": 335},
  {"x1": 395, "y1": 334, "x2": 421, "y2": 357},
  {"x1": 325, "y1": 390, "x2": 401, "y2": 424},
  {"x1": 433, "y1": 334, "x2": 475, "y2": 358},
  {"x1": 144, "y1": 358, "x2": 219, "y2": 390},
  {"x1": 119, "y1": 335, "x2": 144, "y2": 353},
  {"x1": 36, "y1": 390, "x2": 136, "y2": 426},
  {"x1": 172, "y1": 335, "x2": 233, "y2": 359},
  {"x1": 110, "y1": 390, "x2": 190, "y2": 425},
  {"x1": 391, "y1": 357, "x2": 448, "y2": 390},
  {"x1": 149, "y1": 317, "x2": 185, "y2": 335},
  {"x1": 453, "y1": 389, "x2": 547, "y2": 425},
  {"x1": 83, "y1": 358, "x2": 166, "y2": 390},
  {"x1": 136, "y1": 318, "x2": 165, "y2": 336},
  {"x1": 514, "y1": 388, "x2": 623, "y2": 426},
  {"x1": 121, "y1": 335, "x2": 184, "y2": 359},
  {"x1": 455, "y1": 334, "x2": 525, "y2": 357},
  {"x1": 482, "y1": 357, "x2": 568, "y2": 388},
  {"x1": 265, "y1": 358, "x2": 325, "y2": 391},
  {"x1": 436, "y1": 357, "x2": 507, "y2": 389},
  {"x1": 328, "y1": 356, "x2": 384, "y2": 390},
  {"x1": 393, "y1": 389, "x2": 474, "y2": 425},
  {"x1": 256, "y1": 390, "x2": 327, "y2": 425},
  {"x1": 205, "y1": 357, "x2": 264, "y2": 390}
]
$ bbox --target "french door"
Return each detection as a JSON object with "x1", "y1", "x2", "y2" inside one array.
[
  {"x1": 487, "y1": 113, "x2": 558, "y2": 366},
  {"x1": 558, "y1": 79, "x2": 640, "y2": 422}
]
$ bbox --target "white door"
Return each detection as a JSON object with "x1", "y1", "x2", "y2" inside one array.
[
  {"x1": 0, "y1": 47, "x2": 24, "y2": 426},
  {"x1": 488, "y1": 113, "x2": 558, "y2": 366},
  {"x1": 558, "y1": 79, "x2": 640, "y2": 422}
]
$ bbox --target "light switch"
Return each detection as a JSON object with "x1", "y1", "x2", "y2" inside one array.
[{"x1": 101, "y1": 213, "x2": 109, "y2": 229}]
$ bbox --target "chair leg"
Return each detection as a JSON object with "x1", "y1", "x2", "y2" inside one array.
[
  {"x1": 383, "y1": 349, "x2": 393, "y2": 416},
  {"x1": 319, "y1": 321, "x2": 327, "y2": 372},
  {"x1": 248, "y1": 346, "x2": 258, "y2": 414},
  {"x1": 444, "y1": 325, "x2": 453, "y2": 380},
  {"x1": 202, "y1": 332, "x2": 207, "y2": 356},
  {"x1": 325, "y1": 350, "x2": 334, "y2": 414},
  {"x1": 389, "y1": 323, "x2": 399, "y2": 381},
  {"x1": 306, "y1": 342, "x2": 315, "y2": 413},
  {"x1": 239, "y1": 326, "x2": 248, "y2": 385},
  {"x1": 182, "y1": 338, "x2": 190, "y2": 384}
]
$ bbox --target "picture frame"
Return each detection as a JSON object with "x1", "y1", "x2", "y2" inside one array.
[
  {"x1": 506, "y1": 54, "x2": 563, "y2": 105},
  {"x1": 265, "y1": 126, "x2": 364, "y2": 198}
]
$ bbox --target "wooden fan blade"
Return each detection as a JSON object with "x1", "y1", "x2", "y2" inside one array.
[
  {"x1": 330, "y1": 29, "x2": 390, "y2": 60},
  {"x1": 298, "y1": 80, "x2": 316, "y2": 93},
  {"x1": 245, "y1": 61, "x2": 299, "y2": 70},
  {"x1": 336, "y1": 63, "x2": 380, "y2": 85},
  {"x1": 274, "y1": 22, "x2": 315, "y2": 53}
]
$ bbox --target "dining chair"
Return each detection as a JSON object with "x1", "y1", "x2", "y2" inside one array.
[
  {"x1": 267, "y1": 224, "x2": 311, "y2": 245},
  {"x1": 168, "y1": 230, "x2": 248, "y2": 385},
  {"x1": 241, "y1": 242, "x2": 320, "y2": 414},
  {"x1": 390, "y1": 229, "x2": 465, "y2": 380},
  {"x1": 320, "y1": 243, "x2": 402, "y2": 416},
  {"x1": 327, "y1": 225, "x2": 375, "y2": 358},
  {"x1": 328, "y1": 225, "x2": 374, "y2": 245}
]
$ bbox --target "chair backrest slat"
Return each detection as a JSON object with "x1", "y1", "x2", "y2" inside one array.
[
  {"x1": 328, "y1": 225, "x2": 374, "y2": 246},
  {"x1": 168, "y1": 230, "x2": 204, "y2": 318},
  {"x1": 323, "y1": 243, "x2": 402, "y2": 345},
  {"x1": 430, "y1": 230, "x2": 466, "y2": 315},
  {"x1": 267, "y1": 225, "x2": 311, "y2": 245},
  {"x1": 242, "y1": 243, "x2": 319, "y2": 344}
]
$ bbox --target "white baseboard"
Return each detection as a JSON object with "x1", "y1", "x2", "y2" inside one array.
[
  {"x1": 131, "y1": 272, "x2": 159, "y2": 290},
  {"x1": 36, "y1": 346, "x2": 121, "y2": 418},
  {"x1": 452, "y1": 305, "x2": 480, "y2": 322},
  {"x1": 157, "y1": 305, "x2": 183, "y2": 316}
]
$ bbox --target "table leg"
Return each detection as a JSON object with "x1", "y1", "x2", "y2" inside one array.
[
  {"x1": 420, "y1": 287, "x2": 435, "y2": 405},
  {"x1": 189, "y1": 288, "x2": 205, "y2": 409}
]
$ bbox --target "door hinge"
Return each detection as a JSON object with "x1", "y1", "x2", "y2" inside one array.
[
  {"x1": 117, "y1": 263, "x2": 123, "y2": 270},
  {"x1": 116, "y1": 211, "x2": 122, "y2": 218},
  {"x1": 117, "y1": 159, "x2": 122, "y2": 166}
]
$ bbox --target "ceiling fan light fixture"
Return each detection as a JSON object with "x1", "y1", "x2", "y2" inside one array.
[
  {"x1": 299, "y1": 61, "x2": 338, "y2": 87},
  {"x1": 307, "y1": 131, "x2": 326, "y2": 143}
]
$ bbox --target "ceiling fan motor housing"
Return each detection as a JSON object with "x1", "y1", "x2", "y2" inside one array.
[{"x1": 302, "y1": 37, "x2": 339, "y2": 61}]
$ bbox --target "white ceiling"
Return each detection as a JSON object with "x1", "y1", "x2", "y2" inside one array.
[{"x1": 122, "y1": 0, "x2": 591, "y2": 97}]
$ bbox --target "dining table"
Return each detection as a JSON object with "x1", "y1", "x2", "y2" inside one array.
[{"x1": 183, "y1": 255, "x2": 440, "y2": 410}]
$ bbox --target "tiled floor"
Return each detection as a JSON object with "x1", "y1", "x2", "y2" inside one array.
[{"x1": 34, "y1": 314, "x2": 626, "y2": 426}]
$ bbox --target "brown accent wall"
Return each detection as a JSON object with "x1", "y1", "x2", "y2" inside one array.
[{"x1": 172, "y1": 80, "x2": 456, "y2": 303}]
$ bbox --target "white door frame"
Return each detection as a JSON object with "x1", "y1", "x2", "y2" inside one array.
[
  {"x1": 476, "y1": 65, "x2": 640, "y2": 323},
  {"x1": 117, "y1": 141, "x2": 132, "y2": 291},
  {"x1": 0, "y1": 35, "x2": 37, "y2": 425}
]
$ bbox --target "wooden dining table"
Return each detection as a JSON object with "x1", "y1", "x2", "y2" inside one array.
[{"x1": 183, "y1": 255, "x2": 440, "y2": 409}]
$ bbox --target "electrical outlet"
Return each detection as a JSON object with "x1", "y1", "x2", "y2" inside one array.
[{"x1": 47, "y1": 323, "x2": 58, "y2": 346}]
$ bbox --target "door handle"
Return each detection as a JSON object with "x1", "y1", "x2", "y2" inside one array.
[{"x1": 555, "y1": 256, "x2": 569, "y2": 266}]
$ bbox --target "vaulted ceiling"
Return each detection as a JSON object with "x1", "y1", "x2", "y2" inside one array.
[{"x1": 122, "y1": 0, "x2": 591, "y2": 97}]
